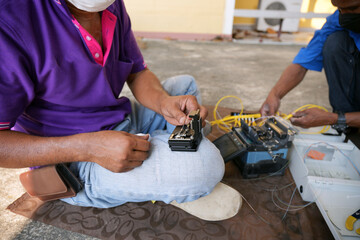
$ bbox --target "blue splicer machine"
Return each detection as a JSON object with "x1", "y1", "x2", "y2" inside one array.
[{"x1": 213, "y1": 117, "x2": 295, "y2": 179}]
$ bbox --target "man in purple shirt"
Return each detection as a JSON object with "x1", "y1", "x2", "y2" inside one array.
[{"x1": 0, "y1": 0, "x2": 241, "y2": 220}]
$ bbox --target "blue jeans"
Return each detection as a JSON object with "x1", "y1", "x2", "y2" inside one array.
[
  {"x1": 323, "y1": 31, "x2": 360, "y2": 112},
  {"x1": 62, "y1": 75, "x2": 225, "y2": 208}
]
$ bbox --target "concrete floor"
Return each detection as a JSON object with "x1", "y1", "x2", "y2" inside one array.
[{"x1": 0, "y1": 38, "x2": 330, "y2": 239}]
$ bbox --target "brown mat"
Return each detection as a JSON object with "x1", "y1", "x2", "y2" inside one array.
[{"x1": 7, "y1": 106, "x2": 334, "y2": 240}]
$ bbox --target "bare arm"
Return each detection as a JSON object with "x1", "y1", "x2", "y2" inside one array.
[
  {"x1": 0, "y1": 130, "x2": 81, "y2": 168},
  {"x1": 268, "y1": 63, "x2": 308, "y2": 100},
  {"x1": 260, "y1": 63, "x2": 308, "y2": 116},
  {"x1": 127, "y1": 69, "x2": 169, "y2": 114},
  {"x1": 0, "y1": 130, "x2": 150, "y2": 172},
  {"x1": 346, "y1": 112, "x2": 360, "y2": 128},
  {"x1": 264, "y1": 64, "x2": 360, "y2": 128}
]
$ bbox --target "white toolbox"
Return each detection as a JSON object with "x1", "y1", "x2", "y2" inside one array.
[{"x1": 288, "y1": 132, "x2": 360, "y2": 240}]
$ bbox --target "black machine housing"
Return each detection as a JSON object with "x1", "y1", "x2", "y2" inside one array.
[
  {"x1": 213, "y1": 117, "x2": 295, "y2": 178},
  {"x1": 168, "y1": 109, "x2": 202, "y2": 151}
]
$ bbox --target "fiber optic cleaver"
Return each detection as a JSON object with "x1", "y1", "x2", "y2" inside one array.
[{"x1": 168, "y1": 109, "x2": 202, "y2": 151}]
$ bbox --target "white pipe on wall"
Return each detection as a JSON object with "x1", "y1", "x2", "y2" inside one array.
[{"x1": 223, "y1": 0, "x2": 236, "y2": 35}]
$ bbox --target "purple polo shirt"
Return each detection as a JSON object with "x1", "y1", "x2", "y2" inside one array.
[{"x1": 0, "y1": 0, "x2": 146, "y2": 136}]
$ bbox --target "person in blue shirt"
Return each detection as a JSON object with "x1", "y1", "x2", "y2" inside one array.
[{"x1": 260, "y1": 0, "x2": 360, "y2": 133}]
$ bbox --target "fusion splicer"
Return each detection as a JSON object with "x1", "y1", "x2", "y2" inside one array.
[
  {"x1": 168, "y1": 109, "x2": 202, "y2": 152},
  {"x1": 213, "y1": 117, "x2": 295, "y2": 178}
]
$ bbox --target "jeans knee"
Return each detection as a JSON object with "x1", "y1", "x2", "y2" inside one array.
[
  {"x1": 204, "y1": 162, "x2": 225, "y2": 191},
  {"x1": 189, "y1": 139, "x2": 225, "y2": 193},
  {"x1": 164, "y1": 74, "x2": 196, "y2": 86},
  {"x1": 162, "y1": 75, "x2": 201, "y2": 102}
]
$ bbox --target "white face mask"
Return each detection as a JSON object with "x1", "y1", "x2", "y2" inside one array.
[{"x1": 67, "y1": 0, "x2": 116, "y2": 12}]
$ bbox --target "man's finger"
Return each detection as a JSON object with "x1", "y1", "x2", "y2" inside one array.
[
  {"x1": 290, "y1": 116, "x2": 305, "y2": 127},
  {"x1": 173, "y1": 109, "x2": 188, "y2": 125},
  {"x1": 260, "y1": 104, "x2": 270, "y2": 116},
  {"x1": 122, "y1": 163, "x2": 142, "y2": 172},
  {"x1": 194, "y1": 105, "x2": 208, "y2": 127},
  {"x1": 128, "y1": 159, "x2": 145, "y2": 167},
  {"x1": 131, "y1": 135, "x2": 151, "y2": 151},
  {"x1": 292, "y1": 110, "x2": 307, "y2": 117},
  {"x1": 128, "y1": 150, "x2": 149, "y2": 161},
  {"x1": 134, "y1": 133, "x2": 150, "y2": 141}
]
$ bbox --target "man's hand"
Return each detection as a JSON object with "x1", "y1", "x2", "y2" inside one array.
[
  {"x1": 80, "y1": 131, "x2": 150, "y2": 173},
  {"x1": 127, "y1": 69, "x2": 207, "y2": 126},
  {"x1": 260, "y1": 93, "x2": 281, "y2": 116},
  {"x1": 260, "y1": 64, "x2": 308, "y2": 116},
  {"x1": 159, "y1": 95, "x2": 208, "y2": 126},
  {"x1": 290, "y1": 108, "x2": 338, "y2": 128}
]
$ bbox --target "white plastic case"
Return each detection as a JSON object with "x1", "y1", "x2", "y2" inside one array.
[{"x1": 288, "y1": 132, "x2": 360, "y2": 240}]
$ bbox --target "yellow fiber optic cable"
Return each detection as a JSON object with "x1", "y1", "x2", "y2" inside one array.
[
  {"x1": 283, "y1": 104, "x2": 330, "y2": 134},
  {"x1": 210, "y1": 95, "x2": 331, "y2": 135}
]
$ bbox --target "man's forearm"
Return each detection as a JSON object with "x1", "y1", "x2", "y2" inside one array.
[
  {"x1": 345, "y1": 112, "x2": 360, "y2": 128},
  {"x1": 321, "y1": 112, "x2": 360, "y2": 128},
  {"x1": 270, "y1": 63, "x2": 308, "y2": 99},
  {"x1": 127, "y1": 69, "x2": 169, "y2": 114},
  {"x1": 0, "y1": 130, "x2": 82, "y2": 168}
]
